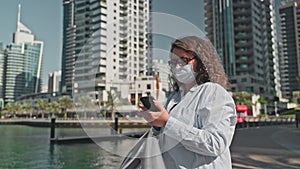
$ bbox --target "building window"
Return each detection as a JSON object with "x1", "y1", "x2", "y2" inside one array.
[
  {"x1": 147, "y1": 84, "x2": 151, "y2": 89},
  {"x1": 241, "y1": 56, "x2": 247, "y2": 60},
  {"x1": 241, "y1": 78, "x2": 247, "y2": 82},
  {"x1": 246, "y1": 87, "x2": 253, "y2": 92},
  {"x1": 231, "y1": 87, "x2": 236, "y2": 92},
  {"x1": 241, "y1": 64, "x2": 248, "y2": 68}
]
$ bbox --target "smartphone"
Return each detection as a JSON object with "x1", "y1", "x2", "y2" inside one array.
[{"x1": 140, "y1": 96, "x2": 160, "y2": 111}]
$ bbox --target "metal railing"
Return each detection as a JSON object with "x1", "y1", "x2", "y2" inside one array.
[{"x1": 236, "y1": 116, "x2": 296, "y2": 128}]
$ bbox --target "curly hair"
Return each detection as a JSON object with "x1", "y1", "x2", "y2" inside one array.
[{"x1": 170, "y1": 36, "x2": 229, "y2": 90}]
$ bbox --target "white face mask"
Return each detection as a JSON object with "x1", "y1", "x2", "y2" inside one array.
[{"x1": 172, "y1": 64, "x2": 196, "y2": 84}]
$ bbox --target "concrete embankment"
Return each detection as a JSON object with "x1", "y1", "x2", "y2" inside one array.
[{"x1": 0, "y1": 119, "x2": 151, "y2": 128}]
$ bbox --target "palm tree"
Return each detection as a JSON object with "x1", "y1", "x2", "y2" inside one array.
[
  {"x1": 232, "y1": 91, "x2": 253, "y2": 107},
  {"x1": 50, "y1": 101, "x2": 60, "y2": 115},
  {"x1": 258, "y1": 97, "x2": 268, "y2": 115},
  {"x1": 59, "y1": 95, "x2": 74, "y2": 119},
  {"x1": 4, "y1": 103, "x2": 14, "y2": 118},
  {"x1": 77, "y1": 95, "x2": 94, "y2": 119},
  {"x1": 36, "y1": 100, "x2": 48, "y2": 119},
  {"x1": 45, "y1": 101, "x2": 61, "y2": 119},
  {"x1": 21, "y1": 102, "x2": 34, "y2": 118},
  {"x1": 106, "y1": 90, "x2": 119, "y2": 119},
  {"x1": 5, "y1": 102, "x2": 21, "y2": 118}
]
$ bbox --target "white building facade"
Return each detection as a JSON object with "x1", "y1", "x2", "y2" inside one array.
[
  {"x1": 48, "y1": 70, "x2": 61, "y2": 93},
  {"x1": 62, "y1": 0, "x2": 152, "y2": 105}
]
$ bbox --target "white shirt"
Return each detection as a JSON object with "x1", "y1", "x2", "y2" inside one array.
[{"x1": 154, "y1": 82, "x2": 237, "y2": 169}]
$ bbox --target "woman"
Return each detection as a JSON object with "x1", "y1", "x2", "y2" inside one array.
[{"x1": 138, "y1": 36, "x2": 237, "y2": 169}]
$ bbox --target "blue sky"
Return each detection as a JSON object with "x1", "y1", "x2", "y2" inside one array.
[
  {"x1": 0, "y1": 0, "x2": 205, "y2": 84},
  {"x1": 0, "y1": 0, "x2": 62, "y2": 85}
]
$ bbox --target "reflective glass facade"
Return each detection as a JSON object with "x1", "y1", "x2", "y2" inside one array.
[{"x1": 3, "y1": 43, "x2": 42, "y2": 103}]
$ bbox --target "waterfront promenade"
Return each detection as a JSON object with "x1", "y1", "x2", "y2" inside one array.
[{"x1": 231, "y1": 125, "x2": 300, "y2": 169}]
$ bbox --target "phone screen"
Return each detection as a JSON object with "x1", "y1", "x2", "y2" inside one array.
[{"x1": 140, "y1": 96, "x2": 159, "y2": 111}]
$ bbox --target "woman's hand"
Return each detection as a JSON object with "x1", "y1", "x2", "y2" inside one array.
[{"x1": 137, "y1": 100, "x2": 170, "y2": 127}]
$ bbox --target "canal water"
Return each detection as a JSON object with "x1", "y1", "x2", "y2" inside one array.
[{"x1": 0, "y1": 125, "x2": 147, "y2": 169}]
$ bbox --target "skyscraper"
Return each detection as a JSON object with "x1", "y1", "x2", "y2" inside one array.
[
  {"x1": 2, "y1": 4, "x2": 43, "y2": 104},
  {"x1": 279, "y1": 1, "x2": 300, "y2": 99},
  {"x1": 205, "y1": 0, "x2": 280, "y2": 100},
  {"x1": 48, "y1": 70, "x2": 61, "y2": 93},
  {"x1": 61, "y1": 0, "x2": 76, "y2": 95},
  {"x1": 62, "y1": 0, "x2": 152, "y2": 101}
]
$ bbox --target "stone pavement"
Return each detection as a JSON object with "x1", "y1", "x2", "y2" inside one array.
[{"x1": 231, "y1": 125, "x2": 300, "y2": 169}]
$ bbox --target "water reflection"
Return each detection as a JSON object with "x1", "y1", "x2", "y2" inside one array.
[{"x1": 0, "y1": 125, "x2": 144, "y2": 169}]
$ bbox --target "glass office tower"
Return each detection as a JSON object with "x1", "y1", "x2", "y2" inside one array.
[{"x1": 2, "y1": 3, "x2": 43, "y2": 104}]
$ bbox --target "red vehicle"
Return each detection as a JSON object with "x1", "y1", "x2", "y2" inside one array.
[{"x1": 236, "y1": 105, "x2": 248, "y2": 123}]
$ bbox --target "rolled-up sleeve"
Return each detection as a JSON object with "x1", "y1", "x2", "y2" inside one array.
[{"x1": 163, "y1": 84, "x2": 236, "y2": 157}]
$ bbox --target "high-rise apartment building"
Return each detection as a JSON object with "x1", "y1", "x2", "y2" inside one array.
[
  {"x1": 205, "y1": 0, "x2": 280, "y2": 100},
  {"x1": 62, "y1": 0, "x2": 152, "y2": 101},
  {"x1": 279, "y1": 1, "x2": 300, "y2": 99},
  {"x1": 61, "y1": 0, "x2": 76, "y2": 95},
  {"x1": 2, "y1": 4, "x2": 43, "y2": 104}
]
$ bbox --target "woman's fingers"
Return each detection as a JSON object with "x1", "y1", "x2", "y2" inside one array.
[
  {"x1": 153, "y1": 100, "x2": 164, "y2": 111},
  {"x1": 138, "y1": 104, "x2": 147, "y2": 111},
  {"x1": 136, "y1": 110, "x2": 144, "y2": 117}
]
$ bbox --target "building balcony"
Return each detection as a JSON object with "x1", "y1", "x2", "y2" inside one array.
[
  {"x1": 119, "y1": 32, "x2": 128, "y2": 40},
  {"x1": 119, "y1": 67, "x2": 128, "y2": 73},
  {"x1": 99, "y1": 59, "x2": 106, "y2": 66},
  {"x1": 119, "y1": 3, "x2": 128, "y2": 10},
  {"x1": 139, "y1": 55, "x2": 145, "y2": 61},
  {"x1": 139, "y1": 3, "x2": 144, "y2": 8},
  {"x1": 95, "y1": 79, "x2": 106, "y2": 86},
  {"x1": 119, "y1": 50, "x2": 128, "y2": 55},
  {"x1": 235, "y1": 50, "x2": 253, "y2": 56},
  {"x1": 99, "y1": 67, "x2": 106, "y2": 73},
  {"x1": 119, "y1": 39, "x2": 127, "y2": 47},
  {"x1": 204, "y1": 3, "x2": 212, "y2": 11},
  {"x1": 234, "y1": 25, "x2": 252, "y2": 31},
  {"x1": 235, "y1": 41, "x2": 252, "y2": 48},
  {"x1": 139, "y1": 63, "x2": 144, "y2": 68},
  {"x1": 233, "y1": 9, "x2": 251, "y2": 16},
  {"x1": 233, "y1": 2, "x2": 251, "y2": 8},
  {"x1": 119, "y1": 60, "x2": 127, "y2": 66},
  {"x1": 119, "y1": 54, "x2": 127, "y2": 59},
  {"x1": 119, "y1": 46, "x2": 128, "y2": 52},
  {"x1": 205, "y1": 19, "x2": 213, "y2": 26},
  {"x1": 119, "y1": 71, "x2": 127, "y2": 76},
  {"x1": 234, "y1": 33, "x2": 252, "y2": 39},
  {"x1": 236, "y1": 58, "x2": 253, "y2": 64},
  {"x1": 139, "y1": 40, "x2": 145, "y2": 46},
  {"x1": 234, "y1": 18, "x2": 251, "y2": 24}
]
